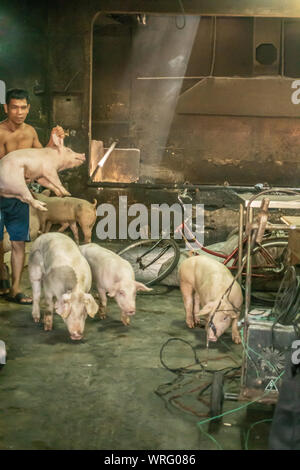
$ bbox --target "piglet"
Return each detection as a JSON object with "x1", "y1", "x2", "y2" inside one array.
[
  {"x1": 79, "y1": 243, "x2": 152, "y2": 326},
  {"x1": 179, "y1": 255, "x2": 243, "y2": 344},
  {"x1": 34, "y1": 190, "x2": 97, "y2": 244},
  {"x1": 29, "y1": 233, "x2": 98, "y2": 340},
  {"x1": 0, "y1": 135, "x2": 85, "y2": 211}
]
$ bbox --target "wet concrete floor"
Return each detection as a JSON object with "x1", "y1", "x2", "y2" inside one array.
[{"x1": 0, "y1": 242, "x2": 274, "y2": 451}]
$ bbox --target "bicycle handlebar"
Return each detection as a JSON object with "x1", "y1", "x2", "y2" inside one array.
[{"x1": 177, "y1": 189, "x2": 192, "y2": 207}]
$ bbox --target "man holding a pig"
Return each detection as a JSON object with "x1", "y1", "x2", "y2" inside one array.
[{"x1": 0, "y1": 88, "x2": 65, "y2": 304}]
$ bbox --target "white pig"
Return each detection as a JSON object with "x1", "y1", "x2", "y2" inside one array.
[
  {"x1": 179, "y1": 255, "x2": 243, "y2": 344},
  {"x1": 0, "y1": 134, "x2": 85, "y2": 212},
  {"x1": 79, "y1": 243, "x2": 152, "y2": 326},
  {"x1": 28, "y1": 233, "x2": 99, "y2": 340}
]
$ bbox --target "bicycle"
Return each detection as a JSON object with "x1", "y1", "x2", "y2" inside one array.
[{"x1": 117, "y1": 189, "x2": 290, "y2": 291}]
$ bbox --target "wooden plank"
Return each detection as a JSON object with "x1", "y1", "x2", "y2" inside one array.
[{"x1": 280, "y1": 216, "x2": 300, "y2": 227}]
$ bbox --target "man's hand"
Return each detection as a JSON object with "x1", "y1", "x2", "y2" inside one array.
[{"x1": 47, "y1": 125, "x2": 65, "y2": 148}]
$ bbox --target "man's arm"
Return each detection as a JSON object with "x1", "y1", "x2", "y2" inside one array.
[
  {"x1": 0, "y1": 130, "x2": 6, "y2": 159},
  {"x1": 32, "y1": 126, "x2": 65, "y2": 149},
  {"x1": 32, "y1": 128, "x2": 43, "y2": 149},
  {"x1": 46, "y1": 125, "x2": 65, "y2": 147}
]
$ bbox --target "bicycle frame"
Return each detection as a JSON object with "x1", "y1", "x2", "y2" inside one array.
[{"x1": 175, "y1": 222, "x2": 285, "y2": 279}]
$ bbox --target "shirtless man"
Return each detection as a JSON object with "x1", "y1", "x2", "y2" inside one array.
[{"x1": 0, "y1": 88, "x2": 65, "y2": 304}]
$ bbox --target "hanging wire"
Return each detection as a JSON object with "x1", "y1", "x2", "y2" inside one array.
[
  {"x1": 244, "y1": 418, "x2": 273, "y2": 450},
  {"x1": 281, "y1": 19, "x2": 285, "y2": 77},
  {"x1": 209, "y1": 16, "x2": 217, "y2": 77},
  {"x1": 175, "y1": 0, "x2": 186, "y2": 30}
]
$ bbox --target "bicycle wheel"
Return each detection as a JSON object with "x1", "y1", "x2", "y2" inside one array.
[
  {"x1": 117, "y1": 238, "x2": 181, "y2": 286},
  {"x1": 242, "y1": 237, "x2": 288, "y2": 294}
]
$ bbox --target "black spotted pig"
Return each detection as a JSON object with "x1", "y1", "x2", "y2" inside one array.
[
  {"x1": 179, "y1": 255, "x2": 243, "y2": 344},
  {"x1": 79, "y1": 243, "x2": 152, "y2": 326},
  {"x1": 0, "y1": 134, "x2": 85, "y2": 211}
]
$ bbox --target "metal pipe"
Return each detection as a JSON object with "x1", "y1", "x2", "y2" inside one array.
[
  {"x1": 90, "y1": 141, "x2": 117, "y2": 180},
  {"x1": 238, "y1": 204, "x2": 244, "y2": 285},
  {"x1": 241, "y1": 207, "x2": 253, "y2": 392},
  {"x1": 260, "y1": 223, "x2": 295, "y2": 231},
  {"x1": 88, "y1": 181, "x2": 300, "y2": 191},
  {"x1": 88, "y1": 182, "x2": 257, "y2": 189},
  {"x1": 245, "y1": 207, "x2": 253, "y2": 322},
  {"x1": 224, "y1": 393, "x2": 239, "y2": 401}
]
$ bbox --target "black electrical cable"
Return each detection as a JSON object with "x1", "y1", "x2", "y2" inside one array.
[
  {"x1": 155, "y1": 337, "x2": 241, "y2": 420},
  {"x1": 159, "y1": 337, "x2": 205, "y2": 373},
  {"x1": 159, "y1": 337, "x2": 241, "y2": 375}
]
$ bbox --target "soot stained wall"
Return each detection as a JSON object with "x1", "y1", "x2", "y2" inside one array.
[
  {"x1": 91, "y1": 13, "x2": 300, "y2": 186},
  {"x1": 2, "y1": 1, "x2": 300, "y2": 223},
  {"x1": 0, "y1": 1, "x2": 49, "y2": 143}
]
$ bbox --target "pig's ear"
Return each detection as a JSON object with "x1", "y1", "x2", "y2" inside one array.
[
  {"x1": 224, "y1": 300, "x2": 240, "y2": 319},
  {"x1": 55, "y1": 293, "x2": 72, "y2": 319},
  {"x1": 229, "y1": 309, "x2": 239, "y2": 319},
  {"x1": 84, "y1": 293, "x2": 99, "y2": 318},
  {"x1": 52, "y1": 133, "x2": 64, "y2": 151},
  {"x1": 107, "y1": 284, "x2": 119, "y2": 298},
  {"x1": 196, "y1": 301, "x2": 217, "y2": 317},
  {"x1": 135, "y1": 281, "x2": 152, "y2": 292}
]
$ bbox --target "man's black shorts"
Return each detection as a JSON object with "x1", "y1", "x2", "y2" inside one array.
[{"x1": 0, "y1": 197, "x2": 30, "y2": 242}]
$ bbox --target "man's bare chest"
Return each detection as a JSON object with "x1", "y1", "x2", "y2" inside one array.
[{"x1": 4, "y1": 130, "x2": 34, "y2": 153}]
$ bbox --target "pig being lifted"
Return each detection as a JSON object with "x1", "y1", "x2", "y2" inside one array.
[
  {"x1": 79, "y1": 243, "x2": 152, "y2": 326},
  {"x1": 28, "y1": 233, "x2": 99, "y2": 340},
  {"x1": 179, "y1": 255, "x2": 243, "y2": 344},
  {"x1": 0, "y1": 135, "x2": 85, "y2": 212}
]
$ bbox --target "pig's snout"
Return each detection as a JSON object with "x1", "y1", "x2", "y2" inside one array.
[
  {"x1": 207, "y1": 324, "x2": 218, "y2": 342},
  {"x1": 70, "y1": 331, "x2": 83, "y2": 341},
  {"x1": 126, "y1": 309, "x2": 135, "y2": 316},
  {"x1": 207, "y1": 332, "x2": 218, "y2": 342}
]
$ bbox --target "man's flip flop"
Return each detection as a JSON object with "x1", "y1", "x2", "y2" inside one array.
[{"x1": 5, "y1": 293, "x2": 33, "y2": 305}]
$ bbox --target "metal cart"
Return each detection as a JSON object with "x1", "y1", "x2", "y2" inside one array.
[{"x1": 210, "y1": 190, "x2": 300, "y2": 416}]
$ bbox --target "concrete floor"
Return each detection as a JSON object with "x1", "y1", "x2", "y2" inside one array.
[{"x1": 0, "y1": 242, "x2": 274, "y2": 451}]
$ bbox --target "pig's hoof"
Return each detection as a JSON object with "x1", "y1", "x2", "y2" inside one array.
[
  {"x1": 232, "y1": 335, "x2": 241, "y2": 344},
  {"x1": 186, "y1": 321, "x2": 195, "y2": 329},
  {"x1": 33, "y1": 316, "x2": 40, "y2": 323},
  {"x1": 122, "y1": 317, "x2": 130, "y2": 326},
  {"x1": 99, "y1": 312, "x2": 106, "y2": 320},
  {"x1": 195, "y1": 318, "x2": 206, "y2": 328},
  {"x1": 34, "y1": 201, "x2": 48, "y2": 212},
  {"x1": 44, "y1": 318, "x2": 53, "y2": 331}
]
